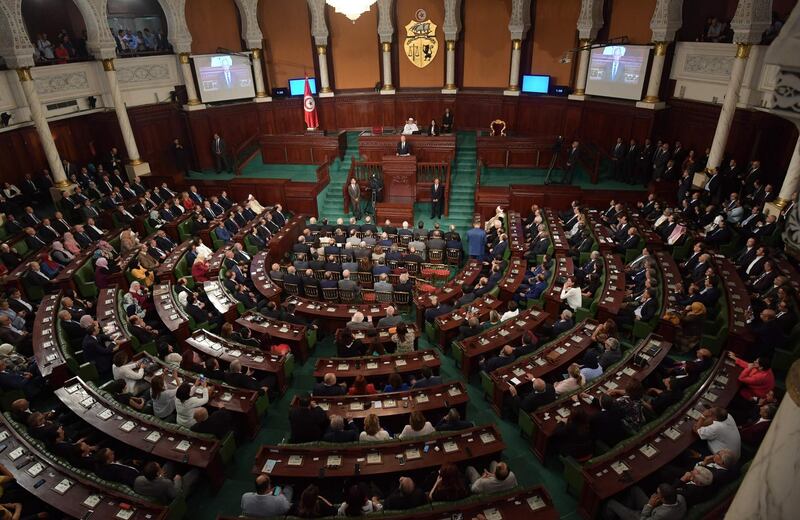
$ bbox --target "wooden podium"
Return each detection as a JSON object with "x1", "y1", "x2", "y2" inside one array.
[
  {"x1": 382, "y1": 155, "x2": 417, "y2": 204},
  {"x1": 377, "y1": 155, "x2": 416, "y2": 224}
]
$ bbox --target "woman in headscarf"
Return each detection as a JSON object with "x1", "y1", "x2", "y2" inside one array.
[
  {"x1": 123, "y1": 281, "x2": 151, "y2": 316},
  {"x1": 94, "y1": 257, "x2": 112, "y2": 289},
  {"x1": 676, "y1": 301, "x2": 707, "y2": 353},
  {"x1": 62, "y1": 232, "x2": 81, "y2": 255},
  {"x1": 120, "y1": 229, "x2": 139, "y2": 254},
  {"x1": 38, "y1": 251, "x2": 63, "y2": 277},
  {"x1": 129, "y1": 258, "x2": 155, "y2": 288},
  {"x1": 51, "y1": 241, "x2": 75, "y2": 265},
  {"x1": 246, "y1": 194, "x2": 266, "y2": 215}
]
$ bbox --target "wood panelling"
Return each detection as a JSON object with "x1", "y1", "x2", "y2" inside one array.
[
  {"x1": 259, "y1": 0, "x2": 315, "y2": 89},
  {"x1": 462, "y1": 0, "x2": 512, "y2": 88},
  {"x1": 327, "y1": 3, "x2": 380, "y2": 90},
  {"x1": 531, "y1": 0, "x2": 581, "y2": 86},
  {"x1": 185, "y1": 0, "x2": 242, "y2": 54},
  {"x1": 607, "y1": 0, "x2": 657, "y2": 44},
  {"x1": 1, "y1": 92, "x2": 795, "y2": 202},
  {"x1": 395, "y1": 0, "x2": 445, "y2": 88}
]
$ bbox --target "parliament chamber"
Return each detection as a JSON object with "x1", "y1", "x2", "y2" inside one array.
[{"x1": 0, "y1": 0, "x2": 799, "y2": 519}]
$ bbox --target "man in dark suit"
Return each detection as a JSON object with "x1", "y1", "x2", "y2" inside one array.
[
  {"x1": 396, "y1": 135, "x2": 412, "y2": 156},
  {"x1": 623, "y1": 139, "x2": 639, "y2": 184},
  {"x1": 430, "y1": 178, "x2": 445, "y2": 219},
  {"x1": 81, "y1": 323, "x2": 116, "y2": 378},
  {"x1": 636, "y1": 139, "x2": 654, "y2": 185},
  {"x1": 211, "y1": 133, "x2": 231, "y2": 173},
  {"x1": 564, "y1": 140, "x2": 579, "y2": 184},
  {"x1": 289, "y1": 393, "x2": 330, "y2": 443},
  {"x1": 312, "y1": 373, "x2": 347, "y2": 396},
  {"x1": 651, "y1": 143, "x2": 671, "y2": 181},
  {"x1": 610, "y1": 137, "x2": 626, "y2": 180},
  {"x1": 589, "y1": 394, "x2": 628, "y2": 446},
  {"x1": 323, "y1": 415, "x2": 360, "y2": 443},
  {"x1": 508, "y1": 377, "x2": 556, "y2": 414},
  {"x1": 191, "y1": 408, "x2": 234, "y2": 439},
  {"x1": 95, "y1": 448, "x2": 140, "y2": 487}
]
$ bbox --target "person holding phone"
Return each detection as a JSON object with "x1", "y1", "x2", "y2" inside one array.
[{"x1": 240, "y1": 473, "x2": 292, "y2": 517}]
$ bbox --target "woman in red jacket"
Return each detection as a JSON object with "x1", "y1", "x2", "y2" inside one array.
[
  {"x1": 729, "y1": 352, "x2": 775, "y2": 402},
  {"x1": 191, "y1": 256, "x2": 210, "y2": 283}
]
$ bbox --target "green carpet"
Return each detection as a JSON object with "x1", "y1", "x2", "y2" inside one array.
[
  {"x1": 188, "y1": 162, "x2": 320, "y2": 182},
  {"x1": 185, "y1": 324, "x2": 579, "y2": 520},
  {"x1": 480, "y1": 166, "x2": 646, "y2": 191}
]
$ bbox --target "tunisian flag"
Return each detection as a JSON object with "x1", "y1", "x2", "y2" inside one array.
[{"x1": 303, "y1": 77, "x2": 319, "y2": 130}]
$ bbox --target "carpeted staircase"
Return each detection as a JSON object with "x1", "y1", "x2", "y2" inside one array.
[{"x1": 315, "y1": 131, "x2": 479, "y2": 234}]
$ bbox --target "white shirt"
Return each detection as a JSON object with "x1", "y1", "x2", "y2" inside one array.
[
  {"x1": 560, "y1": 286, "x2": 582, "y2": 311},
  {"x1": 697, "y1": 414, "x2": 740, "y2": 457},
  {"x1": 398, "y1": 422, "x2": 435, "y2": 440},
  {"x1": 746, "y1": 256, "x2": 763, "y2": 275},
  {"x1": 359, "y1": 430, "x2": 391, "y2": 442},
  {"x1": 112, "y1": 362, "x2": 145, "y2": 394},
  {"x1": 175, "y1": 387, "x2": 209, "y2": 427},
  {"x1": 402, "y1": 123, "x2": 418, "y2": 135},
  {"x1": 501, "y1": 309, "x2": 520, "y2": 322}
]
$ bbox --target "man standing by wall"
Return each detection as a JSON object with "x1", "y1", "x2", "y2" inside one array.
[{"x1": 211, "y1": 133, "x2": 231, "y2": 173}]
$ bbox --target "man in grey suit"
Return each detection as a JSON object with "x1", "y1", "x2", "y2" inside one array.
[
  {"x1": 374, "y1": 273, "x2": 394, "y2": 295},
  {"x1": 347, "y1": 178, "x2": 362, "y2": 219},
  {"x1": 338, "y1": 270, "x2": 360, "y2": 295},
  {"x1": 134, "y1": 461, "x2": 199, "y2": 504},
  {"x1": 211, "y1": 133, "x2": 231, "y2": 173}
]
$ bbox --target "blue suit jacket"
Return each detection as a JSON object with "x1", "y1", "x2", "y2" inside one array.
[
  {"x1": 466, "y1": 228, "x2": 487, "y2": 256},
  {"x1": 215, "y1": 227, "x2": 232, "y2": 242}
]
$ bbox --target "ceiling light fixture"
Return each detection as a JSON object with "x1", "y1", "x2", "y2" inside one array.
[{"x1": 326, "y1": 0, "x2": 377, "y2": 22}]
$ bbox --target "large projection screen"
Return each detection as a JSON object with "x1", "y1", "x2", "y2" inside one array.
[
  {"x1": 193, "y1": 54, "x2": 255, "y2": 103},
  {"x1": 585, "y1": 45, "x2": 651, "y2": 101}
]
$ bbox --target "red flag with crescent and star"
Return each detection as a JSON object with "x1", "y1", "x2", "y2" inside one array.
[{"x1": 303, "y1": 77, "x2": 318, "y2": 130}]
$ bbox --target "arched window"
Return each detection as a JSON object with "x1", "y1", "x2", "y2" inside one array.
[
  {"x1": 107, "y1": 0, "x2": 170, "y2": 57},
  {"x1": 22, "y1": 0, "x2": 90, "y2": 65}
]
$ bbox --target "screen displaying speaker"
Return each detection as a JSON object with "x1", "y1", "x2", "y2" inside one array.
[
  {"x1": 193, "y1": 54, "x2": 255, "y2": 103},
  {"x1": 521, "y1": 75, "x2": 550, "y2": 94},
  {"x1": 289, "y1": 78, "x2": 317, "y2": 96},
  {"x1": 585, "y1": 44, "x2": 651, "y2": 100}
]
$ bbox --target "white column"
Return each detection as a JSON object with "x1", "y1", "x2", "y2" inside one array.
[
  {"x1": 707, "y1": 44, "x2": 751, "y2": 171},
  {"x1": 317, "y1": 45, "x2": 333, "y2": 97},
  {"x1": 504, "y1": 39, "x2": 522, "y2": 96},
  {"x1": 16, "y1": 67, "x2": 69, "y2": 192},
  {"x1": 636, "y1": 41, "x2": 668, "y2": 109},
  {"x1": 442, "y1": 40, "x2": 457, "y2": 93},
  {"x1": 380, "y1": 42, "x2": 395, "y2": 95},
  {"x1": 103, "y1": 58, "x2": 151, "y2": 179},
  {"x1": 725, "y1": 367, "x2": 800, "y2": 519},
  {"x1": 765, "y1": 133, "x2": 800, "y2": 217},
  {"x1": 251, "y1": 48, "x2": 272, "y2": 102},
  {"x1": 178, "y1": 52, "x2": 205, "y2": 110},
  {"x1": 569, "y1": 39, "x2": 591, "y2": 100}
]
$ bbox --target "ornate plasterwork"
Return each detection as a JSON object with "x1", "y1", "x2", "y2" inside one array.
[
  {"x1": 33, "y1": 71, "x2": 90, "y2": 96},
  {"x1": 116, "y1": 63, "x2": 171, "y2": 86},
  {"x1": 577, "y1": 0, "x2": 604, "y2": 40},
  {"x1": 234, "y1": 0, "x2": 264, "y2": 49},
  {"x1": 159, "y1": 0, "x2": 192, "y2": 54},
  {"x1": 442, "y1": 0, "x2": 462, "y2": 41},
  {"x1": 508, "y1": 0, "x2": 531, "y2": 40},
  {"x1": 773, "y1": 71, "x2": 800, "y2": 114},
  {"x1": 73, "y1": 0, "x2": 117, "y2": 59},
  {"x1": 684, "y1": 54, "x2": 734, "y2": 77},
  {"x1": 731, "y1": 0, "x2": 773, "y2": 44},
  {"x1": 765, "y1": 0, "x2": 799, "y2": 125},
  {"x1": 649, "y1": 0, "x2": 683, "y2": 42},
  {"x1": 307, "y1": 0, "x2": 330, "y2": 45},
  {"x1": 377, "y1": 0, "x2": 394, "y2": 43},
  {"x1": 0, "y1": 0, "x2": 35, "y2": 68}
]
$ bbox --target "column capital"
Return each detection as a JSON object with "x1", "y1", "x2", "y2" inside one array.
[
  {"x1": 251, "y1": 48, "x2": 262, "y2": 60},
  {"x1": 307, "y1": 0, "x2": 330, "y2": 45},
  {"x1": 649, "y1": 0, "x2": 683, "y2": 42},
  {"x1": 16, "y1": 67, "x2": 32, "y2": 82},
  {"x1": 382, "y1": 42, "x2": 391, "y2": 52},
  {"x1": 736, "y1": 43, "x2": 752, "y2": 59},
  {"x1": 102, "y1": 58, "x2": 115, "y2": 71},
  {"x1": 512, "y1": 39, "x2": 522, "y2": 50},
  {"x1": 377, "y1": 0, "x2": 395, "y2": 43},
  {"x1": 653, "y1": 41, "x2": 669, "y2": 56},
  {"x1": 235, "y1": 0, "x2": 265, "y2": 49},
  {"x1": 178, "y1": 52, "x2": 191, "y2": 64},
  {"x1": 443, "y1": 0, "x2": 463, "y2": 41},
  {"x1": 731, "y1": 0, "x2": 772, "y2": 44},
  {"x1": 316, "y1": 45, "x2": 327, "y2": 55},
  {"x1": 577, "y1": 0, "x2": 605, "y2": 40},
  {"x1": 446, "y1": 40, "x2": 456, "y2": 51},
  {"x1": 508, "y1": 0, "x2": 532, "y2": 40}
]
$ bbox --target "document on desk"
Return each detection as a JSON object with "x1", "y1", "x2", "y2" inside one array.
[
  {"x1": 404, "y1": 448, "x2": 421, "y2": 460},
  {"x1": 611, "y1": 461, "x2": 630, "y2": 475},
  {"x1": 527, "y1": 494, "x2": 547, "y2": 511},
  {"x1": 443, "y1": 441, "x2": 458, "y2": 453},
  {"x1": 480, "y1": 432, "x2": 496, "y2": 444},
  {"x1": 327, "y1": 455, "x2": 342, "y2": 467},
  {"x1": 288, "y1": 455, "x2": 303, "y2": 466},
  {"x1": 366, "y1": 452, "x2": 382, "y2": 464},
  {"x1": 262, "y1": 459, "x2": 278, "y2": 473}
]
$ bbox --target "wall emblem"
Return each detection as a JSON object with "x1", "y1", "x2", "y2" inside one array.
[{"x1": 403, "y1": 12, "x2": 438, "y2": 69}]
